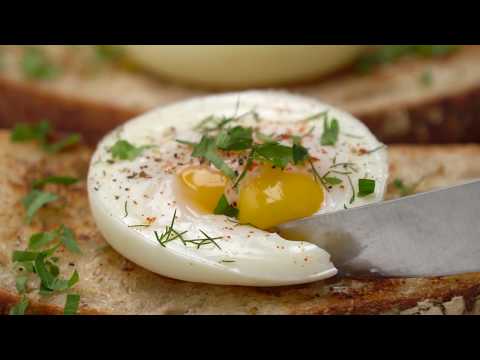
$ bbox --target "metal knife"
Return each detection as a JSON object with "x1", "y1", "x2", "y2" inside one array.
[{"x1": 277, "y1": 179, "x2": 480, "y2": 277}]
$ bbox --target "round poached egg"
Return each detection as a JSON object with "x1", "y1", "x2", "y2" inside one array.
[{"x1": 88, "y1": 92, "x2": 388, "y2": 286}]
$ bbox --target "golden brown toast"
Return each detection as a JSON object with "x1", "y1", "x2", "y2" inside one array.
[
  {"x1": 2, "y1": 45, "x2": 480, "y2": 144},
  {"x1": 1, "y1": 131, "x2": 480, "y2": 315}
]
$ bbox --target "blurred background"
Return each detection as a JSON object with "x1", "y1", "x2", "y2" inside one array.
[{"x1": 0, "y1": 45, "x2": 477, "y2": 144}]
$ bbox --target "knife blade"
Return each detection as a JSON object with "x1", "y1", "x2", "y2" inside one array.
[{"x1": 277, "y1": 179, "x2": 480, "y2": 277}]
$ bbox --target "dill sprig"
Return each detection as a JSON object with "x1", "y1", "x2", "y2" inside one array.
[{"x1": 154, "y1": 210, "x2": 223, "y2": 249}]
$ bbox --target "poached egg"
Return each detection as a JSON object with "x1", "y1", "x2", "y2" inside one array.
[{"x1": 88, "y1": 92, "x2": 388, "y2": 286}]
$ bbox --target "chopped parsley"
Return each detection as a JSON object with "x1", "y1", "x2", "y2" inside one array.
[
  {"x1": 292, "y1": 143, "x2": 309, "y2": 165},
  {"x1": 64, "y1": 293, "x2": 81, "y2": 315},
  {"x1": 22, "y1": 190, "x2": 59, "y2": 224},
  {"x1": 358, "y1": 179, "x2": 376, "y2": 197},
  {"x1": 321, "y1": 117, "x2": 339, "y2": 146},
  {"x1": 21, "y1": 47, "x2": 60, "y2": 80},
  {"x1": 393, "y1": 178, "x2": 417, "y2": 197},
  {"x1": 12, "y1": 225, "x2": 81, "y2": 303},
  {"x1": 214, "y1": 195, "x2": 239, "y2": 218},
  {"x1": 32, "y1": 176, "x2": 79, "y2": 189},
  {"x1": 11, "y1": 121, "x2": 50, "y2": 142},
  {"x1": 9, "y1": 295, "x2": 29, "y2": 315},
  {"x1": 190, "y1": 136, "x2": 236, "y2": 179},
  {"x1": 110, "y1": 140, "x2": 152, "y2": 161},
  {"x1": 254, "y1": 142, "x2": 293, "y2": 168},
  {"x1": 216, "y1": 126, "x2": 253, "y2": 150},
  {"x1": 44, "y1": 134, "x2": 81, "y2": 154},
  {"x1": 15, "y1": 276, "x2": 28, "y2": 294},
  {"x1": 10, "y1": 120, "x2": 80, "y2": 153}
]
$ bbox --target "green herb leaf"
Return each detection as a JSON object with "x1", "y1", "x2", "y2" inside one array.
[
  {"x1": 393, "y1": 178, "x2": 417, "y2": 197},
  {"x1": 21, "y1": 47, "x2": 60, "y2": 80},
  {"x1": 254, "y1": 142, "x2": 293, "y2": 168},
  {"x1": 15, "y1": 276, "x2": 28, "y2": 294},
  {"x1": 43, "y1": 133, "x2": 81, "y2": 153},
  {"x1": 214, "y1": 195, "x2": 239, "y2": 218},
  {"x1": 324, "y1": 177, "x2": 343, "y2": 185},
  {"x1": 58, "y1": 225, "x2": 81, "y2": 254},
  {"x1": 110, "y1": 140, "x2": 151, "y2": 161},
  {"x1": 191, "y1": 136, "x2": 236, "y2": 179},
  {"x1": 321, "y1": 118, "x2": 339, "y2": 146},
  {"x1": 49, "y1": 270, "x2": 79, "y2": 291},
  {"x1": 94, "y1": 45, "x2": 125, "y2": 61},
  {"x1": 9, "y1": 295, "x2": 29, "y2": 315},
  {"x1": 64, "y1": 293, "x2": 80, "y2": 315},
  {"x1": 35, "y1": 253, "x2": 56, "y2": 289},
  {"x1": 292, "y1": 143, "x2": 309, "y2": 165},
  {"x1": 32, "y1": 176, "x2": 79, "y2": 189},
  {"x1": 11, "y1": 121, "x2": 50, "y2": 142},
  {"x1": 216, "y1": 126, "x2": 253, "y2": 151},
  {"x1": 358, "y1": 179, "x2": 376, "y2": 197},
  {"x1": 22, "y1": 190, "x2": 59, "y2": 224},
  {"x1": 28, "y1": 232, "x2": 56, "y2": 250},
  {"x1": 255, "y1": 130, "x2": 276, "y2": 143},
  {"x1": 12, "y1": 250, "x2": 40, "y2": 262}
]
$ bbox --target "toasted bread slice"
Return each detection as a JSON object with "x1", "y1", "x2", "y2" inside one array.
[
  {"x1": 1, "y1": 45, "x2": 480, "y2": 144},
  {"x1": 1, "y1": 131, "x2": 480, "y2": 315}
]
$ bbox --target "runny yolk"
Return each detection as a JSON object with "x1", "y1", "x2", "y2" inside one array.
[
  {"x1": 178, "y1": 167, "x2": 228, "y2": 213},
  {"x1": 237, "y1": 166, "x2": 324, "y2": 230}
]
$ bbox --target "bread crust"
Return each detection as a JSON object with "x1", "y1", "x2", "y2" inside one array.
[{"x1": 2, "y1": 46, "x2": 480, "y2": 144}]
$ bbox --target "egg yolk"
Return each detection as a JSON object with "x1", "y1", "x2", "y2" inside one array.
[
  {"x1": 238, "y1": 166, "x2": 324, "y2": 230},
  {"x1": 178, "y1": 167, "x2": 228, "y2": 213}
]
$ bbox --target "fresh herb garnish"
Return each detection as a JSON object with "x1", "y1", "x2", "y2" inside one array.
[
  {"x1": 292, "y1": 143, "x2": 309, "y2": 165},
  {"x1": 321, "y1": 117, "x2": 339, "y2": 146},
  {"x1": 21, "y1": 47, "x2": 60, "y2": 80},
  {"x1": 64, "y1": 293, "x2": 81, "y2": 315},
  {"x1": 57, "y1": 225, "x2": 82, "y2": 254},
  {"x1": 110, "y1": 140, "x2": 152, "y2": 161},
  {"x1": 10, "y1": 120, "x2": 80, "y2": 153},
  {"x1": 356, "y1": 45, "x2": 460, "y2": 73},
  {"x1": 11, "y1": 121, "x2": 50, "y2": 142},
  {"x1": 393, "y1": 178, "x2": 417, "y2": 197},
  {"x1": 44, "y1": 134, "x2": 81, "y2": 154},
  {"x1": 32, "y1": 176, "x2": 79, "y2": 189},
  {"x1": 214, "y1": 195, "x2": 239, "y2": 218},
  {"x1": 190, "y1": 136, "x2": 236, "y2": 179},
  {"x1": 22, "y1": 190, "x2": 59, "y2": 224},
  {"x1": 358, "y1": 179, "x2": 376, "y2": 197},
  {"x1": 323, "y1": 177, "x2": 343, "y2": 185},
  {"x1": 28, "y1": 231, "x2": 56, "y2": 250},
  {"x1": 216, "y1": 126, "x2": 253, "y2": 151},
  {"x1": 9, "y1": 295, "x2": 29, "y2": 315},
  {"x1": 254, "y1": 142, "x2": 293, "y2": 168},
  {"x1": 154, "y1": 210, "x2": 223, "y2": 249},
  {"x1": 15, "y1": 276, "x2": 28, "y2": 294}
]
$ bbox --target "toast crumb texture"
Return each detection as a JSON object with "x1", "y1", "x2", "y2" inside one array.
[{"x1": 1, "y1": 133, "x2": 480, "y2": 314}]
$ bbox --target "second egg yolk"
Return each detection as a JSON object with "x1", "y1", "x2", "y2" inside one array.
[
  {"x1": 237, "y1": 166, "x2": 324, "y2": 230},
  {"x1": 178, "y1": 167, "x2": 228, "y2": 213}
]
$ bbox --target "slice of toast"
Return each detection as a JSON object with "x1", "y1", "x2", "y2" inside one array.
[
  {"x1": 1, "y1": 131, "x2": 480, "y2": 315},
  {"x1": 2, "y1": 45, "x2": 480, "y2": 144}
]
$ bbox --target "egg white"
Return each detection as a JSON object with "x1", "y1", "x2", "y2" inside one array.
[{"x1": 88, "y1": 91, "x2": 388, "y2": 286}]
